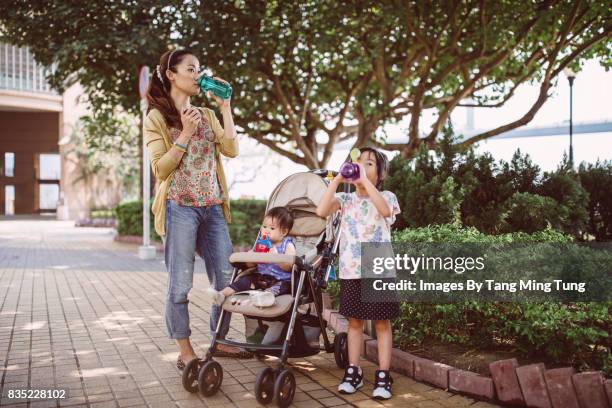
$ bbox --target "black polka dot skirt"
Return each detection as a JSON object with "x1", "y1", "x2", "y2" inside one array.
[{"x1": 339, "y1": 279, "x2": 400, "y2": 320}]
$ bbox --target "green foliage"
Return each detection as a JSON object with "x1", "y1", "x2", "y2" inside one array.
[
  {"x1": 114, "y1": 199, "x2": 267, "y2": 246},
  {"x1": 2, "y1": 1, "x2": 610, "y2": 166},
  {"x1": 386, "y1": 131, "x2": 593, "y2": 240},
  {"x1": 67, "y1": 114, "x2": 140, "y2": 201},
  {"x1": 578, "y1": 160, "x2": 612, "y2": 241},
  {"x1": 91, "y1": 209, "x2": 114, "y2": 219},
  {"x1": 385, "y1": 130, "x2": 466, "y2": 230},
  {"x1": 229, "y1": 199, "x2": 267, "y2": 247},
  {"x1": 80, "y1": 109, "x2": 140, "y2": 156},
  {"x1": 392, "y1": 301, "x2": 610, "y2": 374},
  {"x1": 388, "y1": 225, "x2": 608, "y2": 373},
  {"x1": 537, "y1": 169, "x2": 589, "y2": 237},
  {"x1": 500, "y1": 192, "x2": 567, "y2": 234},
  {"x1": 114, "y1": 200, "x2": 160, "y2": 242},
  {"x1": 392, "y1": 223, "x2": 572, "y2": 244}
]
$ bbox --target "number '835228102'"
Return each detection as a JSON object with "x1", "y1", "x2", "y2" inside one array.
[{"x1": 7, "y1": 388, "x2": 67, "y2": 400}]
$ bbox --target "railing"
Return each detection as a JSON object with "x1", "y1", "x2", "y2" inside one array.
[{"x1": 0, "y1": 43, "x2": 57, "y2": 94}]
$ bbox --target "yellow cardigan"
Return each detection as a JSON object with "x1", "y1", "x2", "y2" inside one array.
[{"x1": 144, "y1": 107, "x2": 239, "y2": 236}]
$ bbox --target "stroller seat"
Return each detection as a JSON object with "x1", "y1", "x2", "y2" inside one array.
[
  {"x1": 222, "y1": 293, "x2": 294, "y2": 318},
  {"x1": 224, "y1": 252, "x2": 308, "y2": 318}
]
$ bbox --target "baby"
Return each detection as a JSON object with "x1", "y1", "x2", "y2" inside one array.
[{"x1": 206, "y1": 207, "x2": 296, "y2": 305}]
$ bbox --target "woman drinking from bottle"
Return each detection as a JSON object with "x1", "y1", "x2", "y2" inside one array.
[{"x1": 144, "y1": 48, "x2": 250, "y2": 369}]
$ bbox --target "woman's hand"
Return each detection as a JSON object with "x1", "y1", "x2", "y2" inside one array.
[
  {"x1": 206, "y1": 76, "x2": 232, "y2": 109},
  {"x1": 180, "y1": 106, "x2": 201, "y2": 137}
]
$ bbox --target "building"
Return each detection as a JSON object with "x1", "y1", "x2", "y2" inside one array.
[{"x1": 0, "y1": 42, "x2": 124, "y2": 220}]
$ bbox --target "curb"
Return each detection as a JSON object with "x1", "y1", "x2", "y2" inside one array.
[{"x1": 323, "y1": 304, "x2": 611, "y2": 407}]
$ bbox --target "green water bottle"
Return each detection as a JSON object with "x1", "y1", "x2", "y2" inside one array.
[{"x1": 198, "y1": 74, "x2": 233, "y2": 100}]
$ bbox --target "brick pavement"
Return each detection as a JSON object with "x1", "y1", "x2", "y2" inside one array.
[{"x1": 0, "y1": 220, "x2": 500, "y2": 408}]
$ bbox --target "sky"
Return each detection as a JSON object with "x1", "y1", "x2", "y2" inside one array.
[{"x1": 225, "y1": 59, "x2": 612, "y2": 199}]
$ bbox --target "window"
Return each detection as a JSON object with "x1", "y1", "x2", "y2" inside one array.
[
  {"x1": 39, "y1": 184, "x2": 59, "y2": 211},
  {"x1": 5, "y1": 185, "x2": 15, "y2": 215},
  {"x1": 5, "y1": 152, "x2": 14, "y2": 177},
  {"x1": 38, "y1": 153, "x2": 60, "y2": 180}
]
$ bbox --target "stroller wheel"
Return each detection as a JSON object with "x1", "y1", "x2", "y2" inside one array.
[
  {"x1": 181, "y1": 358, "x2": 201, "y2": 393},
  {"x1": 198, "y1": 360, "x2": 223, "y2": 396},
  {"x1": 333, "y1": 332, "x2": 349, "y2": 369},
  {"x1": 273, "y1": 368, "x2": 295, "y2": 408},
  {"x1": 254, "y1": 367, "x2": 275, "y2": 405}
]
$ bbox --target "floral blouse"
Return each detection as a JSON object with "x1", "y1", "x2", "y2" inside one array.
[
  {"x1": 167, "y1": 119, "x2": 223, "y2": 207},
  {"x1": 335, "y1": 191, "x2": 401, "y2": 279}
]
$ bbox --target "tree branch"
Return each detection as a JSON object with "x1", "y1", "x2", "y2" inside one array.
[{"x1": 251, "y1": 132, "x2": 306, "y2": 165}]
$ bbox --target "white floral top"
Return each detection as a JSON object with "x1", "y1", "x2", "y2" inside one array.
[{"x1": 335, "y1": 191, "x2": 401, "y2": 279}]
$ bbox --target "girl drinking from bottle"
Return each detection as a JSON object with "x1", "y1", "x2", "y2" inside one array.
[{"x1": 316, "y1": 147, "x2": 400, "y2": 400}]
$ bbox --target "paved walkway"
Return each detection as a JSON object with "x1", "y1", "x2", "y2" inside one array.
[{"x1": 0, "y1": 220, "x2": 499, "y2": 408}]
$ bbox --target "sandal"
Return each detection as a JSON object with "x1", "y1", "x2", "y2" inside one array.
[
  {"x1": 176, "y1": 355, "x2": 198, "y2": 370},
  {"x1": 176, "y1": 356, "x2": 186, "y2": 370}
]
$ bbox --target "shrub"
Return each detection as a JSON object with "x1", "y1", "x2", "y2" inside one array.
[
  {"x1": 499, "y1": 192, "x2": 567, "y2": 234},
  {"x1": 385, "y1": 130, "x2": 596, "y2": 239},
  {"x1": 538, "y1": 167, "x2": 589, "y2": 238},
  {"x1": 90, "y1": 209, "x2": 114, "y2": 219},
  {"x1": 229, "y1": 199, "x2": 267, "y2": 247},
  {"x1": 114, "y1": 200, "x2": 160, "y2": 241},
  {"x1": 388, "y1": 224, "x2": 609, "y2": 373},
  {"x1": 114, "y1": 199, "x2": 267, "y2": 246},
  {"x1": 578, "y1": 160, "x2": 612, "y2": 241},
  {"x1": 386, "y1": 135, "x2": 465, "y2": 230}
]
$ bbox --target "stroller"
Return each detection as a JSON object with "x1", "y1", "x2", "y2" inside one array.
[{"x1": 181, "y1": 170, "x2": 349, "y2": 407}]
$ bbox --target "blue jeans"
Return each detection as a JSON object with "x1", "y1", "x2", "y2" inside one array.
[{"x1": 164, "y1": 201, "x2": 233, "y2": 339}]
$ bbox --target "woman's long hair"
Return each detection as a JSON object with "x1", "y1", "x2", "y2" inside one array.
[{"x1": 146, "y1": 49, "x2": 194, "y2": 130}]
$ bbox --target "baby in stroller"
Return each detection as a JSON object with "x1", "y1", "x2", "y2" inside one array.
[{"x1": 206, "y1": 207, "x2": 297, "y2": 305}]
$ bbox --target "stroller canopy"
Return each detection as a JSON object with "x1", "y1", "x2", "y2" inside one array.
[{"x1": 266, "y1": 172, "x2": 327, "y2": 237}]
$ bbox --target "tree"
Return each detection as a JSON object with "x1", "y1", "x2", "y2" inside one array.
[
  {"x1": 2, "y1": 0, "x2": 610, "y2": 168},
  {"x1": 65, "y1": 113, "x2": 140, "y2": 201}
]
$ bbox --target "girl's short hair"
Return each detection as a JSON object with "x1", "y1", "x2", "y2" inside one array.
[
  {"x1": 265, "y1": 207, "x2": 294, "y2": 233},
  {"x1": 359, "y1": 147, "x2": 389, "y2": 189}
]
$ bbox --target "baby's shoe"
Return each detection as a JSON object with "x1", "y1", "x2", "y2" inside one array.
[
  {"x1": 338, "y1": 365, "x2": 363, "y2": 394},
  {"x1": 372, "y1": 369, "x2": 393, "y2": 400},
  {"x1": 205, "y1": 288, "x2": 225, "y2": 306}
]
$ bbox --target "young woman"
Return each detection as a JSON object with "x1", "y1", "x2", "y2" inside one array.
[{"x1": 144, "y1": 48, "x2": 249, "y2": 369}]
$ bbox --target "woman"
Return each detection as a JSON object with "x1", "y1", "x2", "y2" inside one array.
[{"x1": 144, "y1": 48, "x2": 249, "y2": 368}]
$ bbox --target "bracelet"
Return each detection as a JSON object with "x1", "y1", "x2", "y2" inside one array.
[{"x1": 173, "y1": 142, "x2": 187, "y2": 153}]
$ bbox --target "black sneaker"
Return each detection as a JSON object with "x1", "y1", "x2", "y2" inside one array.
[
  {"x1": 372, "y1": 369, "x2": 393, "y2": 400},
  {"x1": 338, "y1": 365, "x2": 364, "y2": 394}
]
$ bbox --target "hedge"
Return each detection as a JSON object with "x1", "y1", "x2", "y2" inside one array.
[
  {"x1": 228, "y1": 199, "x2": 267, "y2": 247},
  {"x1": 114, "y1": 199, "x2": 267, "y2": 246},
  {"x1": 114, "y1": 200, "x2": 160, "y2": 242}
]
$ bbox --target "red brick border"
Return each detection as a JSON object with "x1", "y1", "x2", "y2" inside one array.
[
  {"x1": 449, "y1": 369, "x2": 496, "y2": 400},
  {"x1": 544, "y1": 367, "x2": 580, "y2": 408},
  {"x1": 516, "y1": 363, "x2": 552, "y2": 408},
  {"x1": 323, "y1": 306, "x2": 611, "y2": 406}
]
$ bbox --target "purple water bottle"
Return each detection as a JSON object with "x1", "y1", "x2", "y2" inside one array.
[
  {"x1": 340, "y1": 148, "x2": 361, "y2": 181},
  {"x1": 340, "y1": 162, "x2": 360, "y2": 180}
]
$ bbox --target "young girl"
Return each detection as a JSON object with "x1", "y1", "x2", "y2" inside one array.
[
  {"x1": 316, "y1": 147, "x2": 400, "y2": 400},
  {"x1": 206, "y1": 207, "x2": 297, "y2": 305}
]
